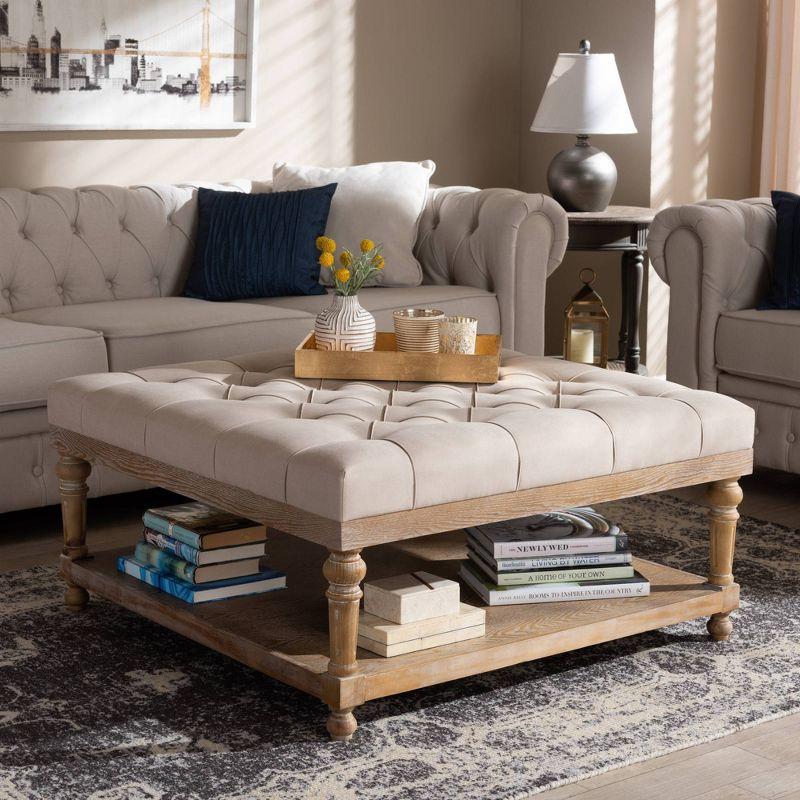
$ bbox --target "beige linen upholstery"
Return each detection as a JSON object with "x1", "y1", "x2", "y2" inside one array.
[
  {"x1": 417, "y1": 187, "x2": 568, "y2": 355},
  {"x1": 48, "y1": 352, "x2": 754, "y2": 523},
  {"x1": 9, "y1": 297, "x2": 316, "y2": 372},
  {"x1": 649, "y1": 198, "x2": 800, "y2": 475},
  {"x1": 0, "y1": 318, "x2": 107, "y2": 412},
  {"x1": 648, "y1": 198, "x2": 775, "y2": 391},
  {"x1": 716, "y1": 309, "x2": 800, "y2": 389}
]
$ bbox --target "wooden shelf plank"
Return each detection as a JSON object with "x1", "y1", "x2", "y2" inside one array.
[{"x1": 63, "y1": 530, "x2": 735, "y2": 704}]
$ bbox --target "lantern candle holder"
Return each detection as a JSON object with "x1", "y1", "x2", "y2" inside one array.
[{"x1": 564, "y1": 268, "x2": 609, "y2": 368}]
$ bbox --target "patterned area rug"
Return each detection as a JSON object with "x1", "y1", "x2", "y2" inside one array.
[{"x1": 2, "y1": 494, "x2": 800, "y2": 800}]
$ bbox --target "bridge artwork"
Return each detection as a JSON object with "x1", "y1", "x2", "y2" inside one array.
[{"x1": 0, "y1": 0, "x2": 254, "y2": 129}]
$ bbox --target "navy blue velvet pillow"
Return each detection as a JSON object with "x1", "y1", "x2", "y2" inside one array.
[
  {"x1": 759, "y1": 190, "x2": 800, "y2": 310},
  {"x1": 183, "y1": 185, "x2": 336, "y2": 301}
]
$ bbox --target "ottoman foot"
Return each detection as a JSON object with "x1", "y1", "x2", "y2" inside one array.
[
  {"x1": 707, "y1": 612, "x2": 733, "y2": 641},
  {"x1": 64, "y1": 584, "x2": 90, "y2": 612},
  {"x1": 327, "y1": 707, "x2": 358, "y2": 741},
  {"x1": 56, "y1": 451, "x2": 92, "y2": 611}
]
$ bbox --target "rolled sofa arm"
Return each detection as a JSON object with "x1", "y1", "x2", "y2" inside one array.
[
  {"x1": 415, "y1": 187, "x2": 568, "y2": 355},
  {"x1": 648, "y1": 198, "x2": 775, "y2": 390}
]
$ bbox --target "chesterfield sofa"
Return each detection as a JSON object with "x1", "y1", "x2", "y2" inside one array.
[
  {"x1": 649, "y1": 197, "x2": 800, "y2": 475},
  {"x1": 0, "y1": 181, "x2": 568, "y2": 514}
]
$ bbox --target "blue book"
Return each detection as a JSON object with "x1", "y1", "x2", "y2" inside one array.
[
  {"x1": 143, "y1": 527, "x2": 267, "y2": 566},
  {"x1": 134, "y1": 541, "x2": 263, "y2": 584},
  {"x1": 117, "y1": 555, "x2": 287, "y2": 604},
  {"x1": 143, "y1": 502, "x2": 266, "y2": 550}
]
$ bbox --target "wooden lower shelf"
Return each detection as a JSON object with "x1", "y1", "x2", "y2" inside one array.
[{"x1": 62, "y1": 530, "x2": 738, "y2": 705}]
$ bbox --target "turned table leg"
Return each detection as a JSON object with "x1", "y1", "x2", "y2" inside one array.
[
  {"x1": 56, "y1": 452, "x2": 92, "y2": 612},
  {"x1": 323, "y1": 549, "x2": 366, "y2": 741},
  {"x1": 705, "y1": 478, "x2": 743, "y2": 641}
]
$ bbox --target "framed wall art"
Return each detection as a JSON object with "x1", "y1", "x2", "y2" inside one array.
[{"x1": 0, "y1": 0, "x2": 257, "y2": 130}]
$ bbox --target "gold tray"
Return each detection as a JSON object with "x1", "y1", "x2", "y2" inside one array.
[{"x1": 294, "y1": 332, "x2": 501, "y2": 383}]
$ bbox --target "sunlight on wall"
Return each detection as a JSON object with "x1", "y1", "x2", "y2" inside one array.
[{"x1": 648, "y1": 0, "x2": 717, "y2": 379}]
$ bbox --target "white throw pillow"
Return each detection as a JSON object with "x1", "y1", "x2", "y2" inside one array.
[{"x1": 272, "y1": 160, "x2": 436, "y2": 287}]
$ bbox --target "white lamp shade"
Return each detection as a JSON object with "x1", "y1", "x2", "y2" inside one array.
[{"x1": 531, "y1": 53, "x2": 637, "y2": 135}]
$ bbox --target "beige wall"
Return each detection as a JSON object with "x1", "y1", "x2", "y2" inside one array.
[
  {"x1": 646, "y1": 0, "x2": 764, "y2": 376},
  {"x1": 0, "y1": 0, "x2": 521, "y2": 191},
  {"x1": 520, "y1": 0, "x2": 656, "y2": 360}
]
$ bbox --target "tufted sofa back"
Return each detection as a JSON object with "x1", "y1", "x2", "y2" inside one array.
[{"x1": 0, "y1": 181, "x2": 252, "y2": 314}]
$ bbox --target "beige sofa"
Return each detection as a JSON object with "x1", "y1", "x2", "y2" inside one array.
[
  {"x1": 649, "y1": 198, "x2": 800, "y2": 474},
  {"x1": 0, "y1": 181, "x2": 568, "y2": 514}
]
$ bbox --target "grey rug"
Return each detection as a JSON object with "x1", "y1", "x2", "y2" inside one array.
[{"x1": 2, "y1": 494, "x2": 800, "y2": 800}]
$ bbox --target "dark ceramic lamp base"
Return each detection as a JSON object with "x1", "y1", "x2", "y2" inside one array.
[{"x1": 547, "y1": 134, "x2": 617, "y2": 212}]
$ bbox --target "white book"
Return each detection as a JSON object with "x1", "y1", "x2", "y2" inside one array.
[{"x1": 459, "y1": 562, "x2": 650, "y2": 606}]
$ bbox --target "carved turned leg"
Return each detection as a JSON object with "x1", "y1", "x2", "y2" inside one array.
[
  {"x1": 323, "y1": 549, "x2": 366, "y2": 741},
  {"x1": 705, "y1": 478, "x2": 743, "y2": 641},
  {"x1": 56, "y1": 452, "x2": 92, "y2": 612}
]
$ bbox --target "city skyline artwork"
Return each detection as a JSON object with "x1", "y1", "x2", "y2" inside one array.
[{"x1": 0, "y1": 0, "x2": 255, "y2": 129}]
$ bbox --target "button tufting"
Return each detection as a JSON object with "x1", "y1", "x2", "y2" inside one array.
[
  {"x1": 105, "y1": 280, "x2": 112, "y2": 289},
  {"x1": 754, "y1": 427, "x2": 759, "y2": 436},
  {"x1": 32, "y1": 465, "x2": 43, "y2": 477},
  {"x1": 55, "y1": 285, "x2": 64, "y2": 295},
  {"x1": 789, "y1": 433, "x2": 796, "y2": 444}
]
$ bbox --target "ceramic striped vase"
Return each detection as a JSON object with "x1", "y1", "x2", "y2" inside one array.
[{"x1": 314, "y1": 294, "x2": 376, "y2": 351}]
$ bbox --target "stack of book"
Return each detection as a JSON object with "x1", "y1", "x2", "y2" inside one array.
[
  {"x1": 358, "y1": 571, "x2": 486, "y2": 657},
  {"x1": 117, "y1": 501, "x2": 287, "y2": 603},
  {"x1": 459, "y1": 507, "x2": 650, "y2": 606}
]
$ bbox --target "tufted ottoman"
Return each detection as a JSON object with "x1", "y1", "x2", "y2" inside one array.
[{"x1": 49, "y1": 350, "x2": 754, "y2": 740}]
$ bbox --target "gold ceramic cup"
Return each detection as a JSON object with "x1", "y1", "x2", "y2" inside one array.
[
  {"x1": 439, "y1": 316, "x2": 478, "y2": 354},
  {"x1": 393, "y1": 308, "x2": 446, "y2": 352}
]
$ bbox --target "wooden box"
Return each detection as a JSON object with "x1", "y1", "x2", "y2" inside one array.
[
  {"x1": 294, "y1": 332, "x2": 501, "y2": 384},
  {"x1": 363, "y1": 571, "x2": 461, "y2": 624}
]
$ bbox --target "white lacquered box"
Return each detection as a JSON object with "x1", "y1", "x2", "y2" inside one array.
[{"x1": 363, "y1": 571, "x2": 461, "y2": 624}]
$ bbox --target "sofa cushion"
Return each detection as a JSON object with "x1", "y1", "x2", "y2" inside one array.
[
  {"x1": 9, "y1": 297, "x2": 315, "y2": 372},
  {"x1": 0, "y1": 318, "x2": 107, "y2": 412},
  {"x1": 184, "y1": 185, "x2": 334, "y2": 301},
  {"x1": 238, "y1": 285, "x2": 501, "y2": 334},
  {"x1": 716, "y1": 309, "x2": 800, "y2": 388},
  {"x1": 272, "y1": 161, "x2": 435, "y2": 288}
]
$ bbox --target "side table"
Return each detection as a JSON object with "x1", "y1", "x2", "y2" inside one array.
[{"x1": 566, "y1": 206, "x2": 656, "y2": 374}]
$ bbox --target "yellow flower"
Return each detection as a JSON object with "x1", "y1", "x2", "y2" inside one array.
[
  {"x1": 360, "y1": 238, "x2": 375, "y2": 253},
  {"x1": 319, "y1": 252, "x2": 334, "y2": 268},
  {"x1": 373, "y1": 254, "x2": 385, "y2": 270},
  {"x1": 335, "y1": 267, "x2": 351, "y2": 283},
  {"x1": 339, "y1": 250, "x2": 352, "y2": 267},
  {"x1": 316, "y1": 236, "x2": 336, "y2": 253}
]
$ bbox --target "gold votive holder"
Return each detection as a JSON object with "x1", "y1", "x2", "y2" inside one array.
[
  {"x1": 393, "y1": 308, "x2": 445, "y2": 352},
  {"x1": 439, "y1": 316, "x2": 478, "y2": 354}
]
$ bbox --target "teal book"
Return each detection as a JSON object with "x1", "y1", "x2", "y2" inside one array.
[
  {"x1": 142, "y1": 501, "x2": 266, "y2": 550},
  {"x1": 134, "y1": 541, "x2": 262, "y2": 584},
  {"x1": 117, "y1": 555, "x2": 287, "y2": 604},
  {"x1": 142, "y1": 527, "x2": 267, "y2": 566}
]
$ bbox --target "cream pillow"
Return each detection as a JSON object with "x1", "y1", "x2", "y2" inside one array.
[{"x1": 272, "y1": 160, "x2": 436, "y2": 287}]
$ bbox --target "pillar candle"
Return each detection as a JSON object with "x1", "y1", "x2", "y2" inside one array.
[{"x1": 570, "y1": 328, "x2": 595, "y2": 364}]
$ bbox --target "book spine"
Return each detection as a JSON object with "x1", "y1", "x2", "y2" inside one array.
[
  {"x1": 117, "y1": 556, "x2": 160, "y2": 588},
  {"x1": 495, "y1": 565, "x2": 635, "y2": 586},
  {"x1": 494, "y1": 532, "x2": 629, "y2": 558},
  {"x1": 494, "y1": 552, "x2": 632, "y2": 570},
  {"x1": 134, "y1": 541, "x2": 197, "y2": 583},
  {"x1": 142, "y1": 528, "x2": 201, "y2": 565},
  {"x1": 141, "y1": 512, "x2": 202, "y2": 549},
  {"x1": 488, "y1": 580, "x2": 649, "y2": 605}
]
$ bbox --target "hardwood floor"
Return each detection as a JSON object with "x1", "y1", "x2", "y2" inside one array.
[{"x1": 1, "y1": 469, "x2": 799, "y2": 799}]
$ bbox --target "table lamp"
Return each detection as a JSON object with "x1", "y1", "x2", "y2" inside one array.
[{"x1": 531, "y1": 40, "x2": 636, "y2": 212}]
